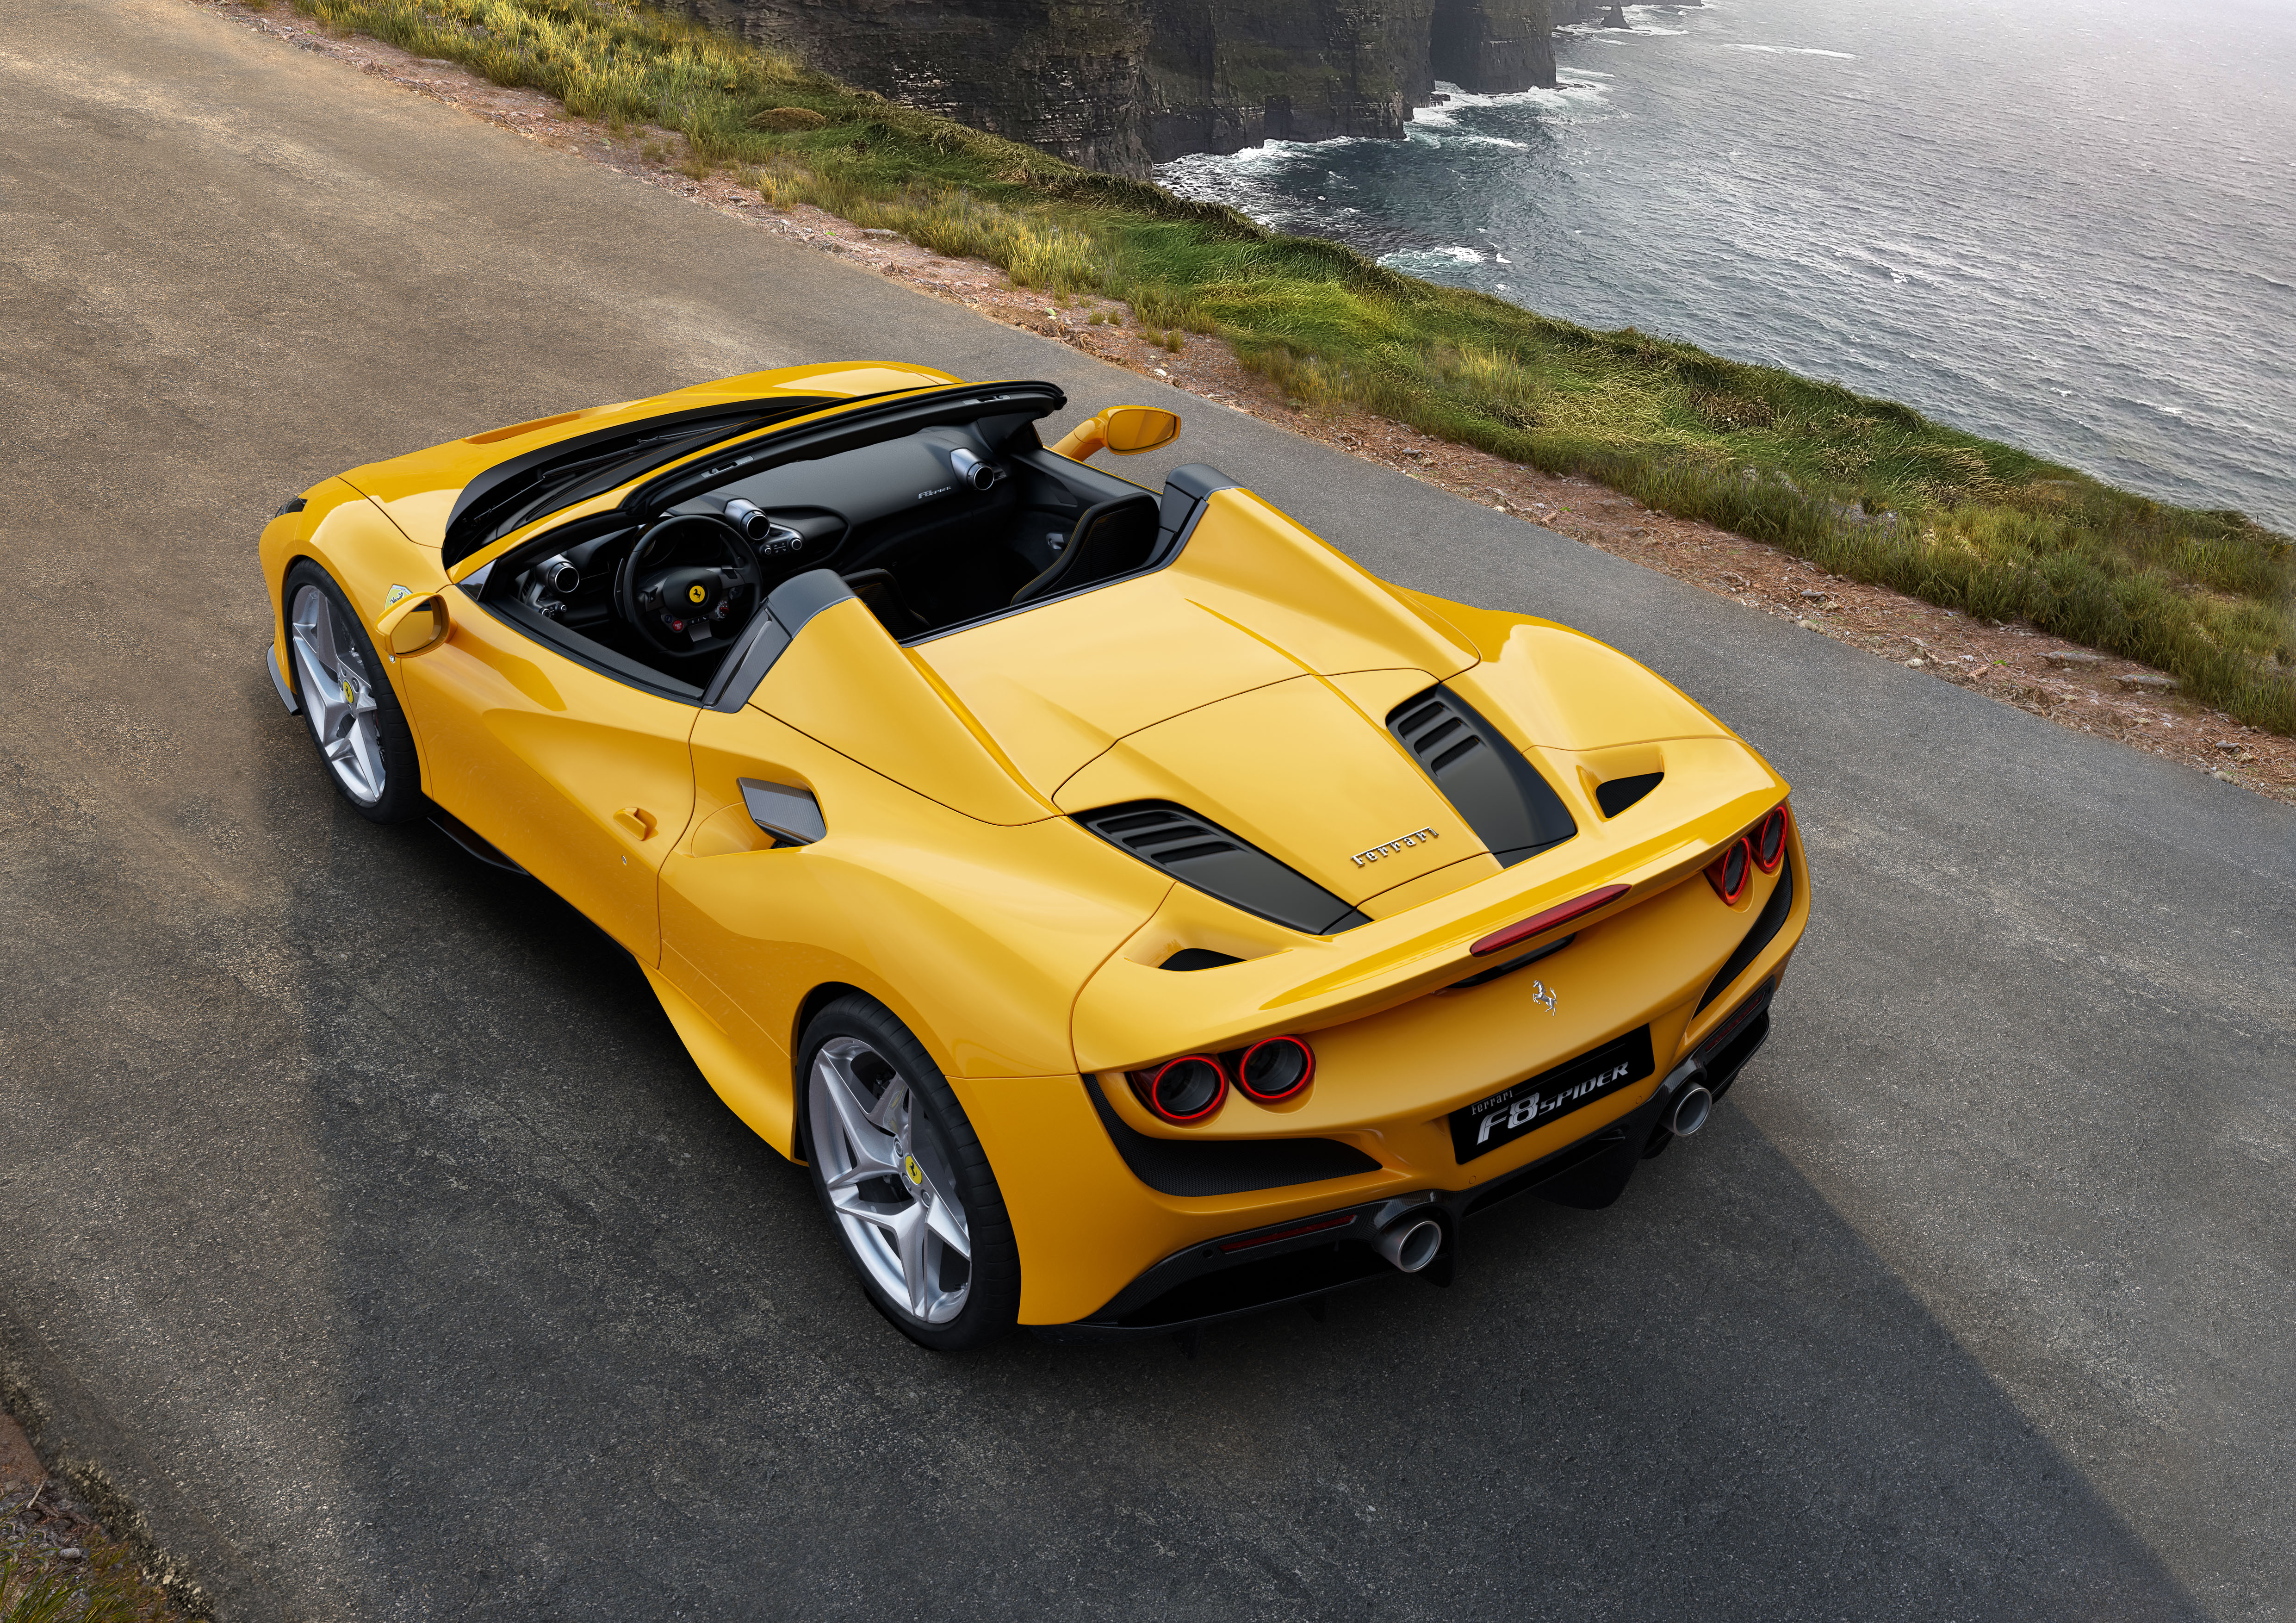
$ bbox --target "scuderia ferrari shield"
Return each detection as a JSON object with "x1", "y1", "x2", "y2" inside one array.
[{"x1": 1452, "y1": 1027, "x2": 1656, "y2": 1163}]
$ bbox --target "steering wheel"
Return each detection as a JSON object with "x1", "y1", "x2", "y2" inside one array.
[{"x1": 615, "y1": 514, "x2": 762, "y2": 659}]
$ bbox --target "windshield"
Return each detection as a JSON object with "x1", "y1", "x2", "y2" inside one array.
[{"x1": 441, "y1": 399, "x2": 835, "y2": 567}]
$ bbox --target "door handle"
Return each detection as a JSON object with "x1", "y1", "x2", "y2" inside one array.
[{"x1": 614, "y1": 806, "x2": 658, "y2": 840}]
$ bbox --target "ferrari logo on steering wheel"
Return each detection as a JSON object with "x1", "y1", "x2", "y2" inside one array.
[{"x1": 687, "y1": 583, "x2": 708, "y2": 604}]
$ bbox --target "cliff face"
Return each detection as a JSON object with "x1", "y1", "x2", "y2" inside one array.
[
  {"x1": 682, "y1": 0, "x2": 1156, "y2": 175},
  {"x1": 1142, "y1": 0, "x2": 1435, "y2": 159},
  {"x1": 685, "y1": 0, "x2": 1559, "y2": 174},
  {"x1": 1431, "y1": 0, "x2": 1556, "y2": 95}
]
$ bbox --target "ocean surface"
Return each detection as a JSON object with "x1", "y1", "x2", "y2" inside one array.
[{"x1": 1157, "y1": 0, "x2": 2296, "y2": 532}]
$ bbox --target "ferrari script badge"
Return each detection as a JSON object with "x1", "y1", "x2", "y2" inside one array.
[
  {"x1": 687, "y1": 583, "x2": 709, "y2": 604},
  {"x1": 1350, "y1": 826, "x2": 1438, "y2": 867}
]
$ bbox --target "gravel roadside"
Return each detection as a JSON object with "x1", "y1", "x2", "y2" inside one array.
[{"x1": 1, "y1": 1404, "x2": 191, "y2": 1621}]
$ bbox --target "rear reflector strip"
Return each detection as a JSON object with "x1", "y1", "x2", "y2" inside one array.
[
  {"x1": 1470, "y1": 883, "x2": 1631, "y2": 957},
  {"x1": 1218, "y1": 1213, "x2": 1358, "y2": 1253}
]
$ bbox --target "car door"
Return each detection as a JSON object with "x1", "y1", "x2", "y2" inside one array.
[{"x1": 396, "y1": 583, "x2": 697, "y2": 963}]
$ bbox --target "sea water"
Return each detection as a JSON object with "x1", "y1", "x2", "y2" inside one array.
[{"x1": 1157, "y1": 0, "x2": 2296, "y2": 531}]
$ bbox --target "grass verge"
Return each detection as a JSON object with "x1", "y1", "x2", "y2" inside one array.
[{"x1": 282, "y1": 0, "x2": 2296, "y2": 733}]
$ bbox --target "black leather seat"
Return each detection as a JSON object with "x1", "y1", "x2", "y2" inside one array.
[{"x1": 1009, "y1": 493, "x2": 1160, "y2": 607}]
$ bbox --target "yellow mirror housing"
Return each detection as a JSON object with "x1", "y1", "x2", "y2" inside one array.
[
  {"x1": 1049, "y1": 406, "x2": 1182, "y2": 462},
  {"x1": 378, "y1": 592, "x2": 448, "y2": 655}
]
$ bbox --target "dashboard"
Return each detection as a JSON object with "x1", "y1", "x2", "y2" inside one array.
[{"x1": 488, "y1": 409, "x2": 1158, "y2": 690}]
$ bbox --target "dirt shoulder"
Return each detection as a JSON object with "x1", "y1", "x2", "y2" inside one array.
[
  {"x1": 196, "y1": 0, "x2": 2296, "y2": 806},
  {"x1": 1, "y1": 1405, "x2": 191, "y2": 1620}
]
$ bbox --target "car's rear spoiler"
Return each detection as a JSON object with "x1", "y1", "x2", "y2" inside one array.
[{"x1": 1068, "y1": 760, "x2": 1787, "y2": 1072}]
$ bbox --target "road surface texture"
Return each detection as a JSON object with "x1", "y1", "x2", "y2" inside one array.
[{"x1": 2, "y1": 2, "x2": 2290, "y2": 1618}]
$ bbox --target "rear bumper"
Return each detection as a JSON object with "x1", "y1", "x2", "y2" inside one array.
[{"x1": 1034, "y1": 978, "x2": 1776, "y2": 1343}]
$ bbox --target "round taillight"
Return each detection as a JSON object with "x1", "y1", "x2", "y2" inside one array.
[
  {"x1": 1138, "y1": 1056, "x2": 1228, "y2": 1124},
  {"x1": 1236, "y1": 1036, "x2": 1316, "y2": 1103},
  {"x1": 1707, "y1": 836, "x2": 1752, "y2": 905},
  {"x1": 1755, "y1": 805, "x2": 1788, "y2": 872}
]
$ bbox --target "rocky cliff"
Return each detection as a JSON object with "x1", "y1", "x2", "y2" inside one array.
[{"x1": 681, "y1": 0, "x2": 1560, "y2": 174}]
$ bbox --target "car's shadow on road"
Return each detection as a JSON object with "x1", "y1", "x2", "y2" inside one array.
[{"x1": 289, "y1": 808, "x2": 2202, "y2": 1623}]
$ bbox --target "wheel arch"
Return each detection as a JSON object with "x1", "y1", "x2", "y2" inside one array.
[{"x1": 786, "y1": 976, "x2": 977, "y2": 1158}]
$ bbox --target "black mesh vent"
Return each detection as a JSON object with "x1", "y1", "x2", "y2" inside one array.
[
  {"x1": 1077, "y1": 802, "x2": 1368, "y2": 935},
  {"x1": 1595, "y1": 772, "x2": 1664, "y2": 818},
  {"x1": 1387, "y1": 686, "x2": 1577, "y2": 865},
  {"x1": 1697, "y1": 855, "x2": 1795, "y2": 1012},
  {"x1": 1082, "y1": 1080, "x2": 1381, "y2": 1197}
]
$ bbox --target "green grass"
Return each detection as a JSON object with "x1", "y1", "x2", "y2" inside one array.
[
  {"x1": 283, "y1": 0, "x2": 2296, "y2": 733},
  {"x1": 0, "y1": 1540, "x2": 176, "y2": 1623}
]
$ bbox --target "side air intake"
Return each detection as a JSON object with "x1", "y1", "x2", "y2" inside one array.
[
  {"x1": 1387, "y1": 687, "x2": 1577, "y2": 865},
  {"x1": 1077, "y1": 802, "x2": 1369, "y2": 935}
]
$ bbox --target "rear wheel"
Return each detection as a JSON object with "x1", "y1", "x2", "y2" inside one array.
[
  {"x1": 282, "y1": 561, "x2": 424, "y2": 824},
  {"x1": 800, "y1": 995, "x2": 1020, "y2": 1349}
]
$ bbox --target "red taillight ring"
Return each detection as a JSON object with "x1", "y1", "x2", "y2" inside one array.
[
  {"x1": 1754, "y1": 804, "x2": 1789, "y2": 873},
  {"x1": 1236, "y1": 1035, "x2": 1316, "y2": 1103},
  {"x1": 1706, "y1": 835, "x2": 1753, "y2": 905},
  {"x1": 1136, "y1": 1055, "x2": 1228, "y2": 1124}
]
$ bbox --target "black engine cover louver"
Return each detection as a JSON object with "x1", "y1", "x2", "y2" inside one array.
[
  {"x1": 1387, "y1": 686, "x2": 1577, "y2": 865},
  {"x1": 1077, "y1": 802, "x2": 1368, "y2": 935}
]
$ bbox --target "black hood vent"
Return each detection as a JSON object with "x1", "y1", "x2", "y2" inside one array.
[
  {"x1": 1387, "y1": 686, "x2": 1576, "y2": 865},
  {"x1": 1077, "y1": 802, "x2": 1368, "y2": 936}
]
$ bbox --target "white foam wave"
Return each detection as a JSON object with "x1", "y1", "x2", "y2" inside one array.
[
  {"x1": 1379, "y1": 246, "x2": 1490, "y2": 273},
  {"x1": 1422, "y1": 79, "x2": 1611, "y2": 116},
  {"x1": 1724, "y1": 44, "x2": 1857, "y2": 58}
]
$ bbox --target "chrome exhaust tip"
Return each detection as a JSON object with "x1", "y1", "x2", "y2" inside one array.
[
  {"x1": 1668, "y1": 1082, "x2": 1714, "y2": 1138},
  {"x1": 1373, "y1": 1217, "x2": 1443, "y2": 1274}
]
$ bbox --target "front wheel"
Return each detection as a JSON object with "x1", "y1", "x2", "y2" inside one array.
[
  {"x1": 281, "y1": 560, "x2": 426, "y2": 824},
  {"x1": 799, "y1": 995, "x2": 1020, "y2": 1349}
]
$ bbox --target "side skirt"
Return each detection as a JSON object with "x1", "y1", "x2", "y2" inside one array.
[{"x1": 639, "y1": 963, "x2": 799, "y2": 1161}]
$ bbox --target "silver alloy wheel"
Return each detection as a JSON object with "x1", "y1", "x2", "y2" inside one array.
[
  {"x1": 288, "y1": 583, "x2": 387, "y2": 806},
  {"x1": 810, "y1": 1035, "x2": 973, "y2": 1324}
]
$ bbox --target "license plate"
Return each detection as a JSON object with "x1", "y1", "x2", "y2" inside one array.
[{"x1": 1450, "y1": 1026, "x2": 1655, "y2": 1163}]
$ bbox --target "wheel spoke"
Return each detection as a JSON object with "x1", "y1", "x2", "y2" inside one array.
[
  {"x1": 924, "y1": 1189, "x2": 971, "y2": 1261},
  {"x1": 345, "y1": 718, "x2": 385, "y2": 797},
  {"x1": 893, "y1": 1204, "x2": 931, "y2": 1318},
  {"x1": 823, "y1": 1141, "x2": 901, "y2": 1191},
  {"x1": 819, "y1": 1051, "x2": 900, "y2": 1163},
  {"x1": 291, "y1": 636, "x2": 342, "y2": 732},
  {"x1": 866, "y1": 1075, "x2": 910, "y2": 1133},
  {"x1": 306, "y1": 597, "x2": 341, "y2": 671},
  {"x1": 833, "y1": 1195, "x2": 906, "y2": 1235}
]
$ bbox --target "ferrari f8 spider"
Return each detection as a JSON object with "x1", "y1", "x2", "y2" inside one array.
[{"x1": 260, "y1": 363, "x2": 1808, "y2": 1347}]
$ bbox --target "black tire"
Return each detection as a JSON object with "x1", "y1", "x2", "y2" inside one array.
[
  {"x1": 798, "y1": 994, "x2": 1021, "y2": 1350},
  {"x1": 280, "y1": 560, "x2": 427, "y2": 825}
]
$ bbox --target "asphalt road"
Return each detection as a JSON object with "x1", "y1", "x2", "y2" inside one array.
[{"x1": 3, "y1": 2, "x2": 2291, "y2": 1618}]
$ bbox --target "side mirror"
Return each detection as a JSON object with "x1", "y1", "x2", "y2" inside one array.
[
  {"x1": 1049, "y1": 406, "x2": 1182, "y2": 462},
  {"x1": 378, "y1": 592, "x2": 449, "y2": 655}
]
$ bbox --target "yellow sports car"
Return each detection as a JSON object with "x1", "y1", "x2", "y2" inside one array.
[{"x1": 260, "y1": 363, "x2": 1807, "y2": 1349}]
